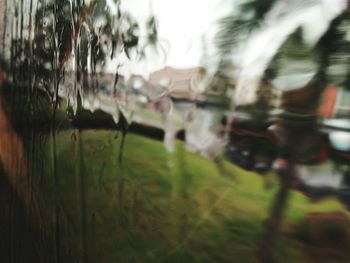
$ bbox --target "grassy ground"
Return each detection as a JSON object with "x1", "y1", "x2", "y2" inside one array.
[{"x1": 30, "y1": 129, "x2": 350, "y2": 263}]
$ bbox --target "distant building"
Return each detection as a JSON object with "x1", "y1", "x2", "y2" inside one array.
[
  {"x1": 279, "y1": 83, "x2": 350, "y2": 118},
  {"x1": 318, "y1": 86, "x2": 350, "y2": 118},
  {"x1": 318, "y1": 86, "x2": 339, "y2": 118},
  {"x1": 149, "y1": 66, "x2": 205, "y2": 100}
]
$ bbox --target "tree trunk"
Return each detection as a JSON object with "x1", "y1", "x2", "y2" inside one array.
[{"x1": 258, "y1": 159, "x2": 295, "y2": 263}]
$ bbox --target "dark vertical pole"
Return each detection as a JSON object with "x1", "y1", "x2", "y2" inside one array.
[{"x1": 258, "y1": 160, "x2": 295, "y2": 263}]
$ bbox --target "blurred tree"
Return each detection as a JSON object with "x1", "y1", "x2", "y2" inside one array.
[
  {"x1": 213, "y1": 1, "x2": 350, "y2": 262},
  {"x1": 6, "y1": 0, "x2": 160, "y2": 114}
]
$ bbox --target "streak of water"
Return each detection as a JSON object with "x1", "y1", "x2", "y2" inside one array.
[{"x1": 234, "y1": 0, "x2": 347, "y2": 105}]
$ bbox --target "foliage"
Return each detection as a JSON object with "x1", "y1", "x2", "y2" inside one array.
[
  {"x1": 215, "y1": 0, "x2": 350, "y2": 100},
  {"x1": 7, "y1": 0, "x2": 160, "y2": 104}
]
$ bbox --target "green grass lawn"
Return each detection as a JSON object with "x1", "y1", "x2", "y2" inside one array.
[{"x1": 32, "y1": 129, "x2": 350, "y2": 263}]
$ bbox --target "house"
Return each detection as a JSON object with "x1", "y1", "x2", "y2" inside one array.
[
  {"x1": 279, "y1": 83, "x2": 350, "y2": 118},
  {"x1": 318, "y1": 86, "x2": 350, "y2": 118},
  {"x1": 149, "y1": 66, "x2": 205, "y2": 100}
]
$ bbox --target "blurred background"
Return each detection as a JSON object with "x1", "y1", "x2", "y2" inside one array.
[{"x1": 1, "y1": 0, "x2": 350, "y2": 262}]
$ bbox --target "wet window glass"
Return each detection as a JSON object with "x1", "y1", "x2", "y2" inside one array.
[{"x1": 1, "y1": 0, "x2": 350, "y2": 262}]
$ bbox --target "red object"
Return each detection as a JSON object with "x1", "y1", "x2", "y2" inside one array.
[{"x1": 318, "y1": 86, "x2": 339, "y2": 118}]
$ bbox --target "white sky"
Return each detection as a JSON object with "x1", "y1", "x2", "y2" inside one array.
[{"x1": 119, "y1": 0, "x2": 232, "y2": 73}]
